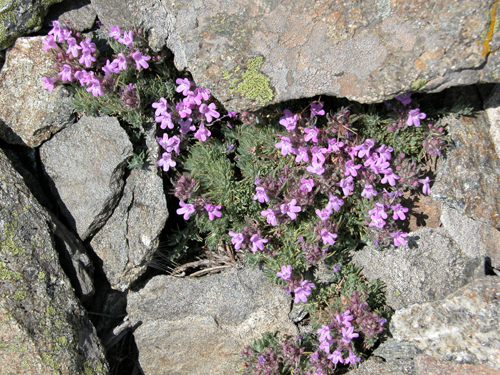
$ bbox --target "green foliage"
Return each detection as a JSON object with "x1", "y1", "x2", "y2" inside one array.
[{"x1": 127, "y1": 149, "x2": 148, "y2": 169}]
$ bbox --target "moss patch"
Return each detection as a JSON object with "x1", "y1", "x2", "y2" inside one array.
[{"x1": 224, "y1": 56, "x2": 274, "y2": 105}]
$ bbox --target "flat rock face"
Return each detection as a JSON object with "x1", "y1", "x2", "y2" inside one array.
[
  {"x1": 40, "y1": 115, "x2": 133, "y2": 241},
  {"x1": 0, "y1": 36, "x2": 74, "y2": 147},
  {"x1": 431, "y1": 109, "x2": 500, "y2": 229},
  {"x1": 127, "y1": 267, "x2": 298, "y2": 375},
  {"x1": 0, "y1": 148, "x2": 108, "y2": 374},
  {"x1": 351, "y1": 227, "x2": 483, "y2": 310},
  {"x1": 160, "y1": 0, "x2": 500, "y2": 111},
  {"x1": 391, "y1": 276, "x2": 500, "y2": 371},
  {"x1": 90, "y1": 168, "x2": 168, "y2": 291}
]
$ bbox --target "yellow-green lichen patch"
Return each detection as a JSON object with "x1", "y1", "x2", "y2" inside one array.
[
  {"x1": 227, "y1": 56, "x2": 274, "y2": 104},
  {"x1": 41, "y1": 352, "x2": 59, "y2": 370},
  {"x1": 38, "y1": 271, "x2": 46, "y2": 281},
  {"x1": 0, "y1": 261, "x2": 22, "y2": 280},
  {"x1": 1, "y1": 221, "x2": 26, "y2": 256},
  {"x1": 56, "y1": 336, "x2": 67, "y2": 346},
  {"x1": 481, "y1": 0, "x2": 500, "y2": 56},
  {"x1": 411, "y1": 78, "x2": 427, "y2": 90},
  {"x1": 11, "y1": 290, "x2": 27, "y2": 300}
]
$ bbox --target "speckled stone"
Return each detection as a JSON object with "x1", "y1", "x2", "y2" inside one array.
[
  {"x1": 95, "y1": 0, "x2": 500, "y2": 111},
  {"x1": 391, "y1": 276, "x2": 500, "y2": 371}
]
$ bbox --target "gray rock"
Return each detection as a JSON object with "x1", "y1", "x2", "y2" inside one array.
[
  {"x1": 485, "y1": 84, "x2": 500, "y2": 159},
  {"x1": 0, "y1": 0, "x2": 63, "y2": 49},
  {"x1": 432, "y1": 101, "x2": 500, "y2": 229},
  {"x1": 57, "y1": 3, "x2": 97, "y2": 32},
  {"x1": 40, "y1": 115, "x2": 133, "y2": 241},
  {"x1": 441, "y1": 204, "x2": 500, "y2": 269},
  {"x1": 0, "y1": 36, "x2": 74, "y2": 147},
  {"x1": 94, "y1": 0, "x2": 500, "y2": 112},
  {"x1": 351, "y1": 227, "x2": 483, "y2": 310},
  {"x1": 414, "y1": 354, "x2": 500, "y2": 375},
  {"x1": 90, "y1": 167, "x2": 168, "y2": 291},
  {"x1": 127, "y1": 267, "x2": 297, "y2": 375},
  {"x1": 91, "y1": 0, "x2": 169, "y2": 51},
  {"x1": 0, "y1": 148, "x2": 108, "y2": 374},
  {"x1": 391, "y1": 276, "x2": 500, "y2": 371}
]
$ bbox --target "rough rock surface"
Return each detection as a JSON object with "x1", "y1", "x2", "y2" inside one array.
[
  {"x1": 0, "y1": 0, "x2": 63, "y2": 49},
  {"x1": 95, "y1": 0, "x2": 500, "y2": 111},
  {"x1": 127, "y1": 267, "x2": 298, "y2": 375},
  {"x1": 54, "y1": 1, "x2": 97, "y2": 32},
  {"x1": 90, "y1": 168, "x2": 168, "y2": 291},
  {"x1": 351, "y1": 227, "x2": 483, "y2": 310},
  {"x1": 0, "y1": 148, "x2": 108, "y2": 374},
  {"x1": 432, "y1": 104, "x2": 500, "y2": 229},
  {"x1": 391, "y1": 276, "x2": 500, "y2": 371},
  {"x1": 90, "y1": 0, "x2": 169, "y2": 51},
  {"x1": 0, "y1": 36, "x2": 74, "y2": 147},
  {"x1": 485, "y1": 83, "x2": 500, "y2": 159},
  {"x1": 40, "y1": 115, "x2": 133, "y2": 241},
  {"x1": 441, "y1": 204, "x2": 500, "y2": 269},
  {"x1": 414, "y1": 355, "x2": 500, "y2": 375}
]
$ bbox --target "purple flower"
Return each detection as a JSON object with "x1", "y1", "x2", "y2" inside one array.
[
  {"x1": 261, "y1": 208, "x2": 278, "y2": 226},
  {"x1": 228, "y1": 231, "x2": 244, "y2": 250},
  {"x1": 152, "y1": 97, "x2": 171, "y2": 116},
  {"x1": 280, "y1": 199, "x2": 301, "y2": 220},
  {"x1": 326, "y1": 193, "x2": 344, "y2": 212},
  {"x1": 102, "y1": 59, "x2": 119, "y2": 76},
  {"x1": 300, "y1": 178, "x2": 315, "y2": 192},
  {"x1": 306, "y1": 162, "x2": 325, "y2": 176},
  {"x1": 304, "y1": 126, "x2": 320, "y2": 143},
  {"x1": 250, "y1": 234, "x2": 268, "y2": 253},
  {"x1": 361, "y1": 183, "x2": 378, "y2": 199},
  {"x1": 293, "y1": 280, "x2": 315, "y2": 303},
  {"x1": 391, "y1": 231, "x2": 408, "y2": 246},
  {"x1": 336, "y1": 310, "x2": 354, "y2": 327},
  {"x1": 332, "y1": 265, "x2": 341, "y2": 273},
  {"x1": 395, "y1": 93, "x2": 412, "y2": 106},
  {"x1": 369, "y1": 217, "x2": 386, "y2": 228},
  {"x1": 310, "y1": 102, "x2": 325, "y2": 118},
  {"x1": 295, "y1": 147, "x2": 309, "y2": 163},
  {"x1": 66, "y1": 37, "x2": 81, "y2": 57},
  {"x1": 108, "y1": 25, "x2": 122, "y2": 39},
  {"x1": 279, "y1": 109, "x2": 299, "y2": 131},
  {"x1": 328, "y1": 350, "x2": 344, "y2": 365},
  {"x1": 381, "y1": 168, "x2": 400, "y2": 186},
  {"x1": 155, "y1": 112, "x2": 174, "y2": 130},
  {"x1": 205, "y1": 203, "x2": 222, "y2": 220},
  {"x1": 79, "y1": 37, "x2": 96, "y2": 55},
  {"x1": 79, "y1": 51, "x2": 96, "y2": 68},
  {"x1": 48, "y1": 21, "x2": 63, "y2": 41},
  {"x1": 337, "y1": 176, "x2": 354, "y2": 196},
  {"x1": 157, "y1": 152, "x2": 176, "y2": 172},
  {"x1": 344, "y1": 159, "x2": 362, "y2": 177},
  {"x1": 132, "y1": 51, "x2": 151, "y2": 70},
  {"x1": 276, "y1": 265, "x2": 292, "y2": 280},
  {"x1": 275, "y1": 136, "x2": 296, "y2": 156},
  {"x1": 315, "y1": 208, "x2": 332, "y2": 222},
  {"x1": 41, "y1": 77, "x2": 58, "y2": 91},
  {"x1": 176, "y1": 101, "x2": 192, "y2": 118},
  {"x1": 225, "y1": 144, "x2": 234, "y2": 153},
  {"x1": 418, "y1": 176, "x2": 431, "y2": 195},
  {"x1": 253, "y1": 186, "x2": 269, "y2": 203},
  {"x1": 194, "y1": 122, "x2": 211, "y2": 141},
  {"x1": 114, "y1": 53, "x2": 128, "y2": 71},
  {"x1": 175, "y1": 78, "x2": 192, "y2": 96},
  {"x1": 317, "y1": 325, "x2": 332, "y2": 343},
  {"x1": 58, "y1": 64, "x2": 72, "y2": 82},
  {"x1": 341, "y1": 326, "x2": 359, "y2": 344},
  {"x1": 157, "y1": 134, "x2": 180, "y2": 154},
  {"x1": 177, "y1": 201, "x2": 195, "y2": 220},
  {"x1": 344, "y1": 349, "x2": 361, "y2": 365},
  {"x1": 178, "y1": 118, "x2": 196, "y2": 134},
  {"x1": 199, "y1": 103, "x2": 220, "y2": 123},
  {"x1": 369, "y1": 203, "x2": 388, "y2": 220},
  {"x1": 376, "y1": 144, "x2": 393, "y2": 161},
  {"x1": 407, "y1": 108, "x2": 426, "y2": 127},
  {"x1": 392, "y1": 203, "x2": 409, "y2": 220},
  {"x1": 327, "y1": 138, "x2": 344, "y2": 154},
  {"x1": 74, "y1": 70, "x2": 90, "y2": 86},
  {"x1": 42, "y1": 35, "x2": 58, "y2": 51},
  {"x1": 320, "y1": 229, "x2": 337, "y2": 246},
  {"x1": 118, "y1": 30, "x2": 134, "y2": 48},
  {"x1": 357, "y1": 139, "x2": 375, "y2": 158},
  {"x1": 85, "y1": 74, "x2": 103, "y2": 97},
  {"x1": 227, "y1": 111, "x2": 238, "y2": 118}
]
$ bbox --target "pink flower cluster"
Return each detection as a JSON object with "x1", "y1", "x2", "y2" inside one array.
[
  {"x1": 154, "y1": 79, "x2": 222, "y2": 173},
  {"x1": 41, "y1": 22, "x2": 150, "y2": 98},
  {"x1": 229, "y1": 229, "x2": 269, "y2": 254},
  {"x1": 276, "y1": 265, "x2": 316, "y2": 303}
]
